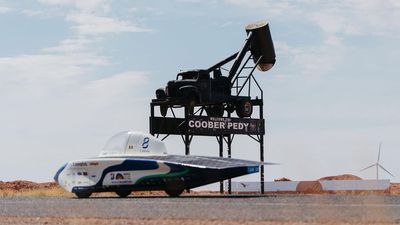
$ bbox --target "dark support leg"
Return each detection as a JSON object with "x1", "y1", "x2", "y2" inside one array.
[
  {"x1": 227, "y1": 134, "x2": 232, "y2": 194},
  {"x1": 260, "y1": 105, "x2": 265, "y2": 194},
  {"x1": 185, "y1": 105, "x2": 190, "y2": 193},
  {"x1": 185, "y1": 105, "x2": 190, "y2": 155},
  {"x1": 185, "y1": 135, "x2": 190, "y2": 155},
  {"x1": 219, "y1": 135, "x2": 224, "y2": 194},
  {"x1": 260, "y1": 134, "x2": 264, "y2": 194},
  {"x1": 150, "y1": 103, "x2": 155, "y2": 136}
]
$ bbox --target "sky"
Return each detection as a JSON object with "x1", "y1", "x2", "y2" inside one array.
[{"x1": 0, "y1": 0, "x2": 399, "y2": 184}]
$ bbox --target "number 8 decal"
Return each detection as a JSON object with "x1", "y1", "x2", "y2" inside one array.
[{"x1": 142, "y1": 137, "x2": 150, "y2": 149}]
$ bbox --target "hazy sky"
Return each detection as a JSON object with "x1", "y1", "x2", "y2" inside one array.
[{"x1": 0, "y1": 0, "x2": 399, "y2": 183}]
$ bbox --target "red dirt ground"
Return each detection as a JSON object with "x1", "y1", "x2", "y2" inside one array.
[
  {"x1": 1, "y1": 174, "x2": 399, "y2": 195},
  {"x1": 0, "y1": 180, "x2": 57, "y2": 191}
]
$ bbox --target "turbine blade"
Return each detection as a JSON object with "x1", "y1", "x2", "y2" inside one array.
[
  {"x1": 360, "y1": 164, "x2": 375, "y2": 172},
  {"x1": 377, "y1": 142, "x2": 382, "y2": 163},
  {"x1": 264, "y1": 162, "x2": 280, "y2": 165},
  {"x1": 379, "y1": 164, "x2": 395, "y2": 177}
]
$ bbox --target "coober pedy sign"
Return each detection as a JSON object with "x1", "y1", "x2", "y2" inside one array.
[
  {"x1": 150, "y1": 116, "x2": 264, "y2": 136},
  {"x1": 187, "y1": 116, "x2": 264, "y2": 135}
]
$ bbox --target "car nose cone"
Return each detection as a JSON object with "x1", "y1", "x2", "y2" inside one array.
[{"x1": 54, "y1": 164, "x2": 67, "y2": 183}]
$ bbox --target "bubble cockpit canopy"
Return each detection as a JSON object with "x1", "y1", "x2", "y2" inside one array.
[{"x1": 99, "y1": 131, "x2": 167, "y2": 157}]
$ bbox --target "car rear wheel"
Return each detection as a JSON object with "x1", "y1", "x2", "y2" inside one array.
[
  {"x1": 165, "y1": 188, "x2": 184, "y2": 197},
  {"x1": 75, "y1": 192, "x2": 92, "y2": 198},
  {"x1": 115, "y1": 190, "x2": 131, "y2": 198},
  {"x1": 236, "y1": 100, "x2": 253, "y2": 118}
]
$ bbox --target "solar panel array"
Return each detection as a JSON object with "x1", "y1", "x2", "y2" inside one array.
[{"x1": 130, "y1": 155, "x2": 261, "y2": 169}]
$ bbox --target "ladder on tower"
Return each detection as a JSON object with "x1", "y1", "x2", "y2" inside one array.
[{"x1": 230, "y1": 54, "x2": 264, "y2": 99}]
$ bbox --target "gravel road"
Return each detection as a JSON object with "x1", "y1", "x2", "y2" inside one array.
[{"x1": 1, "y1": 195, "x2": 400, "y2": 224}]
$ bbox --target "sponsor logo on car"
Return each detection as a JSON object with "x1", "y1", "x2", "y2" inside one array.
[{"x1": 72, "y1": 162, "x2": 87, "y2": 167}]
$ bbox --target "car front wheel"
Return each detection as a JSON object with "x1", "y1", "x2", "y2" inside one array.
[
  {"x1": 75, "y1": 192, "x2": 92, "y2": 198},
  {"x1": 160, "y1": 104, "x2": 168, "y2": 117},
  {"x1": 206, "y1": 104, "x2": 224, "y2": 117},
  {"x1": 116, "y1": 190, "x2": 131, "y2": 198}
]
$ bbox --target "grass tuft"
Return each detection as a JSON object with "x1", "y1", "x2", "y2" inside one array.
[{"x1": 0, "y1": 186, "x2": 74, "y2": 197}]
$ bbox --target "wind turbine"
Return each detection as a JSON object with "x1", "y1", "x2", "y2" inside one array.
[{"x1": 360, "y1": 142, "x2": 394, "y2": 180}]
